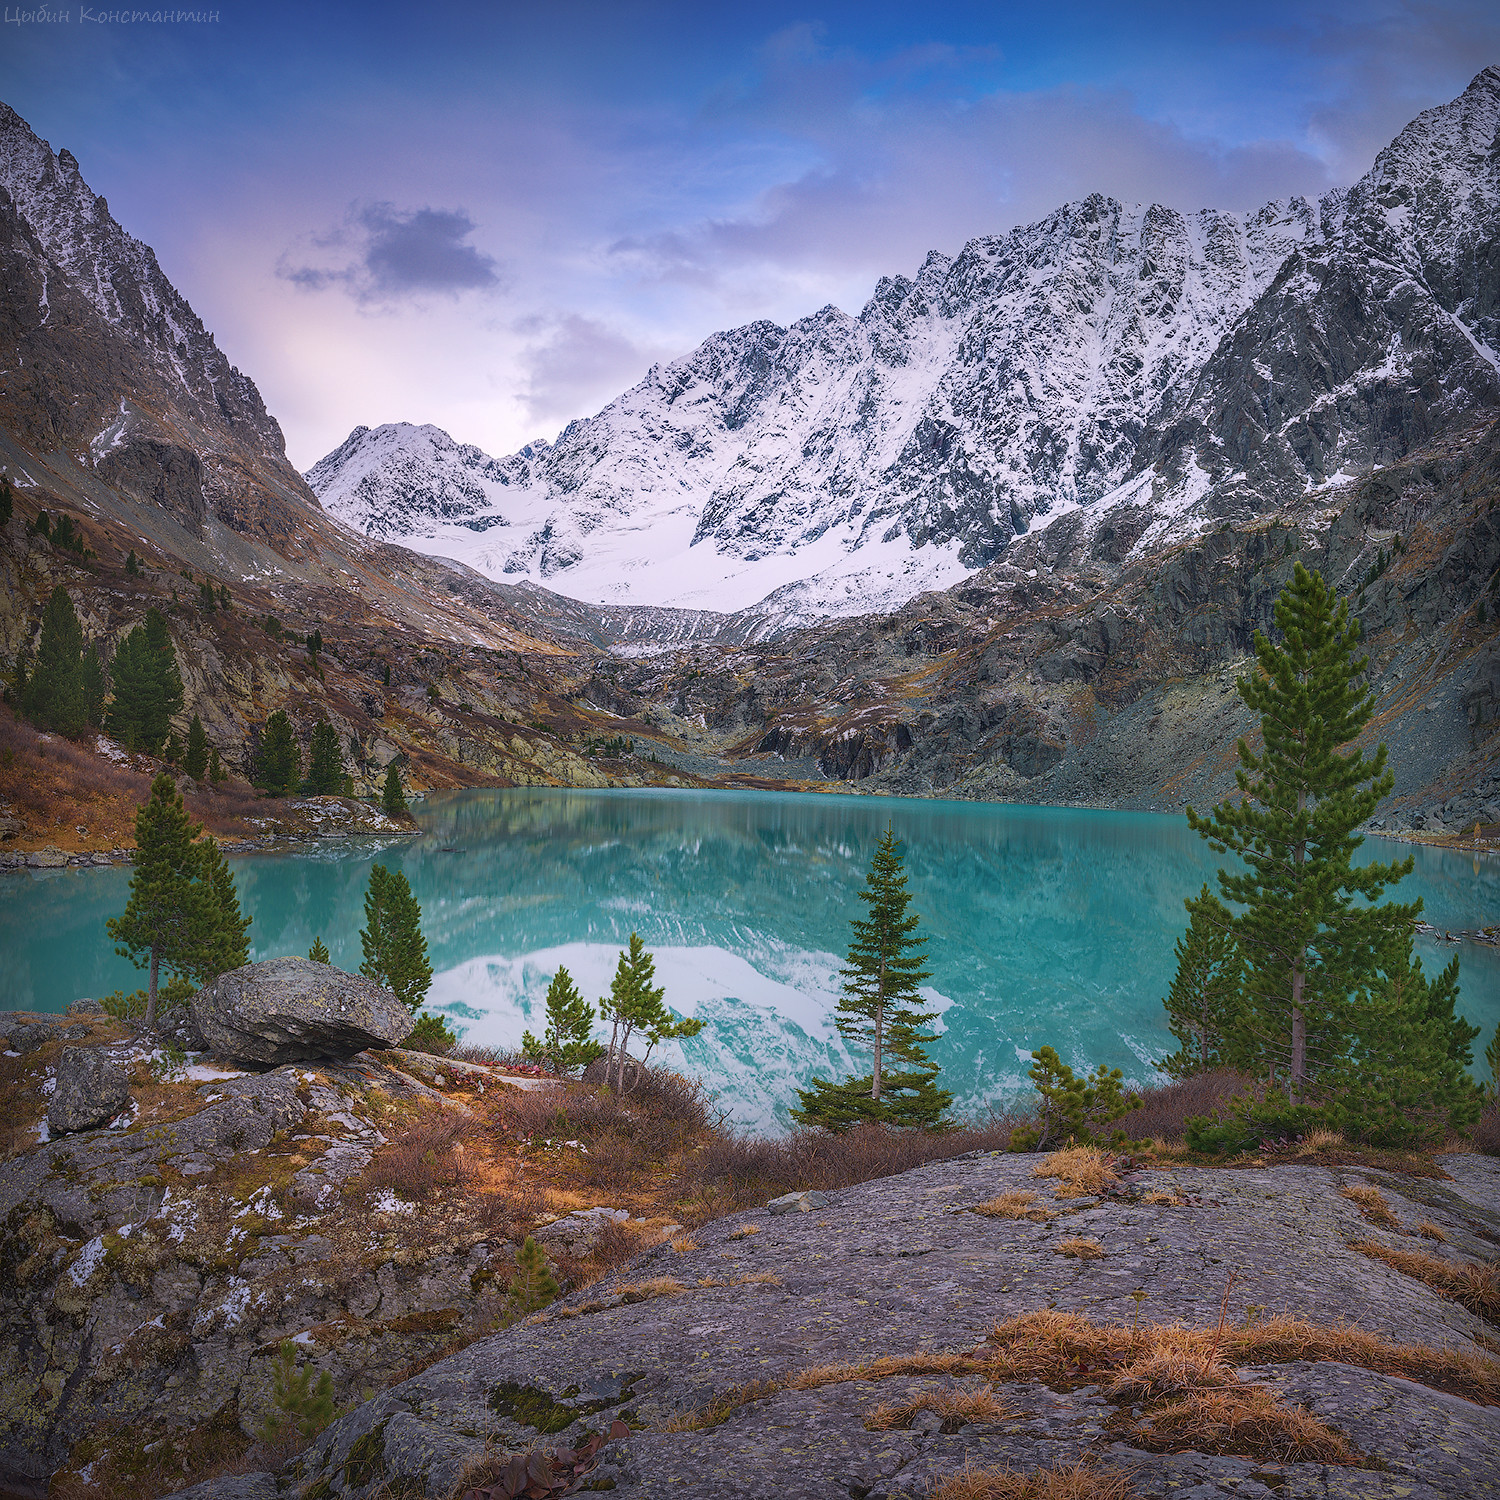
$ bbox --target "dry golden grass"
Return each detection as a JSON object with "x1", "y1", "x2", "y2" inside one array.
[
  {"x1": 669, "y1": 1236, "x2": 698, "y2": 1253},
  {"x1": 931, "y1": 1462, "x2": 1133, "y2": 1500},
  {"x1": 1298, "y1": 1129, "x2": 1346, "y2": 1154},
  {"x1": 864, "y1": 1384, "x2": 1009, "y2": 1432},
  {"x1": 1116, "y1": 1383, "x2": 1358, "y2": 1463},
  {"x1": 972, "y1": 1190, "x2": 1054, "y2": 1222},
  {"x1": 655, "y1": 1307, "x2": 1500, "y2": 1440},
  {"x1": 1031, "y1": 1147, "x2": 1118, "y2": 1198},
  {"x1": 1418, "y1": 1222, "x2": 1448, "y2": 1242},
  {"x1": 1142, "y1": 1191, "x2": 1184, "y2": 1207},
  {"x1": 1351, "y1": 1241, "x2": 1500, "y2": 1323},
  {"x1": 1106, "y1": 1349, "x2": 1237, "y2": 1401},
  {"x1": 1054, "y1": 1237, "x2": 1105, "y2": 1260},
  {"x1": 1341, "y1": 1184, "x2": 1400, "y2": 1229},
  {"x1": 727, "y1": 1223, "x2": 762, "y2": 1240}
]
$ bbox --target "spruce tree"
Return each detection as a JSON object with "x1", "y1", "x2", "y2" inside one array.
[
  {"x1": 359, "y1": 863, "x2": 433, "y2": 1011},
  {"x1": 107, "y1": 608, "x2": 183, "y2": 754},
  {"x1": 1159, "y1": 886, "x2": 1245, "y2": 1079},
  {"x1": 23, "y1": 585, "x2": 87, "y2": 736},
  {"x1": 106, "y1": 775, "x2": 216, "y2": 1030},
  {"x1": 308, "y1": 936, "x2": 331, "y2": 963},
  {"x1": 255, "y1": 710, "x2": 300, "y2": 795},
  {"x1": 184, "y1": 713, "x2": 208, "y2": 781},
  {"x1": 507, "y1": 1236, "x2": 559, "y2": 1313},
  {"x1": 793, "y1": 829, "x2": 950, "y2": 1130},
  {"x1": 307, "y1": 719, "x2": 344, "y2": 794},
  {"x1": 209, "y1": 747, "x2": 225, "y2": 786},
  {"x1": 522, "y1": 965, "x2": 604, "y2": 1073},
  {"x1": 598, "y1": 932, "x2": 702, "y2": 1091},
  {"x1": 381, "y1": 762, "x2": 408, "y2": 817},
  {"x1": 124, "y1": 548, "x2": 139, "y2": 576}
]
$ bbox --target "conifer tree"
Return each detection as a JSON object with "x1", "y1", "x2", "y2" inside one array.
[
  {"x1": 255, "y1": 709, "x2": 300, "y2": 795},
  {"x1": 522, "y1": 965, "x2": 604, "y2": 1073},
  {"x1": 190, "y1": 835, "x2": 252, "y2": 985},
  {"x1": 507, "y1": 1236, "x2": 559, "y2": 1313},
  {"x1": 107, "y1": 608, "x2": 183, "y2": 754},
  {"x1": 164, "y1": 730, "x2": 183, "y2": 765},
  {"x1": 598, "y1": 932, "x2": 702, "y2": 1091},
  {"x1": 1159, "y1": 886, "x2": 1245, "y2": 1079},
  {"x1": 1324, "y1": 930, "x2": 1482, "y2": 1145},
  {"x1": 107, "y1": 775, "x2": 215, "y2": 1031},
  {"x1": 793, "y1": 829, "x2": 950, "y2": 1130},
  {"x1": 308, "y1": 936, "x2": 331, "y2": 963},
  {"x1": 359, "y1": 863, "x2": 432, "y2": 1011},
  {"x1": 184, "y1": 713, "x2": 208, "y2": 781},
  {"x1": 209, "y1": 747, "x2": 225, "y2": 786},
  {"x1": 0, "y1": 477, "x2": 12, "y2": 526},
  {"x1": 81, "y1": 644, "x2": 106, "y2": 728},
  {"x1": 381, "y1": 762, "x2": 407, "y2": 817},
  {"x1": 307, "y1": 719, "x2": 344, "y2": 794},
  {"x1": 22, "y1": 585, "x2": 87, "y2": 736},
  {"x1": 1187, "y1": 565, "x2": 1421, "y2": 1103},
  {"x1": 124, "y1": 548, "x2": 139, "y2": 576}
]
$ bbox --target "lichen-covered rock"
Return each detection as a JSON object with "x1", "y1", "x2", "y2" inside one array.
[
  {"x1": 190, "y1": 957, "x2": 411, "y2": 1065},
  {"x1": 64, "y1": 997, "x2": 106, "y2": 1019},
  {"x1": 535, "y1": 1207, "x2": 628, "y2": 1256},
  {"x1": 46, "y1": 1045, "x2": 129, "y2": 1132}
]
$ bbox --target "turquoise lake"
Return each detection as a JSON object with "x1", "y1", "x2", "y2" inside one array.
[{"x1": 3, "y1": 788, "x2": 1498, "y2": 1129}]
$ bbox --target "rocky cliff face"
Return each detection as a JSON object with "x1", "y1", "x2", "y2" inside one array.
[{"x1": 309, "y1": 69, "x2": 1500, "y2": 630}]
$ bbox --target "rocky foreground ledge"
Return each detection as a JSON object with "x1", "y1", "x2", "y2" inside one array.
[{"x1": 192, "y1": 1151, "x2": 1499, "y2": 1500}]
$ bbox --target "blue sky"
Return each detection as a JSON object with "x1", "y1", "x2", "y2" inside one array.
[{"x1": 3, "y1": 1, "x2": 1496, "y2": 467}]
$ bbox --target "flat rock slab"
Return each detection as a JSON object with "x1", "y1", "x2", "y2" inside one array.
[
  {"x1": 283, "y1": 1152, "x2": 1500, "y2": 1500},
  {"x1": 191, "y1": 957, "x2": 411, "y2": 1065}
]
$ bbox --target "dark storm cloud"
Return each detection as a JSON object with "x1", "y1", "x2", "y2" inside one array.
[{"x1": 280, "y1": 202, "x2": 501, "y2": 303}]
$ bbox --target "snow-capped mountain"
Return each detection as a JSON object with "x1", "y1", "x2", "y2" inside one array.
[{"x1": 310, "y1": 68, "x2": 1500, "y2": 626}]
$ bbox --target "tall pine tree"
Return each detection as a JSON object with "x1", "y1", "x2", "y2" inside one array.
[
  {"x1": 255, "y1": 710, "x2": 300, "y2": 795},
  {"x1": 107, "y1": 608, "x2": 183, "y2": 754},
  {"x1": 1187, "y1": 564, "x2": 1423, "y2": 1103},
  {"x1": 106, "y1": 776, "x2": 238, "y2": 1030},
  {"x1": 307, "y1": 719, "x2": 344, "y2": 794},
  {"x1": 793, "y1": 829, "x2": 951, "y2": 1130},
  {"x1": 183, "y1": 713, "x2": 208, "y2": 781},
  {"x1": 359, "y1": 863, "x2": 433, "y2": 1011},
  {"x1": 22, "y1": 586, "x2": 87, "y2": 736},
  {"x1": 381, "y1": 762, "x2": 407, "y2": 817},
  {"x1": 1159, "y1": 885, "x2": 1245, "y2": 1079}
]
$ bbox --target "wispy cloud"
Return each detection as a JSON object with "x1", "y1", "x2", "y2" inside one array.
[{"x1": 279, "y1": 202, "x2": 502, "y2": 304}]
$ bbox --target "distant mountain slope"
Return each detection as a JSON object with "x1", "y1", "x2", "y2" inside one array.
[{"x1": 310, "y1": 68, "x2": 1500, "y2": 629}]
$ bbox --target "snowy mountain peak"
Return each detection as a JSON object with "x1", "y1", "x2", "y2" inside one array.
[{"x1": 309, "y1": 73, "x2": 1500, "y2": 633}]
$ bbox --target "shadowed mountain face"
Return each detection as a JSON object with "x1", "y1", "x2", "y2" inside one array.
[{"x1": 308, "y1": 69, "x2": 1500, "y2": 631}]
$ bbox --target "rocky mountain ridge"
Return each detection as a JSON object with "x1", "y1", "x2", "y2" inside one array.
[{"x1": 310, "y1": 68, "x2": 1500, "y2": 633}]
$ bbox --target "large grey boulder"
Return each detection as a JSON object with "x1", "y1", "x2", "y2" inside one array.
[
  {"x1": 48, "y1": 1046, "x2": 130, "y2": 1133},
  {"x1": 191, "y1": 957, "x2": 412, "y2": 1065}
]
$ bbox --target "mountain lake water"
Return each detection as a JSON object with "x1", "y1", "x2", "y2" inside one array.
[{"x1": 3, "y1": 787, "x2": 1498, "y2": 1131}]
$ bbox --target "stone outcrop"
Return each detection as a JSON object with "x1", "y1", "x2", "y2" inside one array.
[
  {"x1": 267, "y1": 1152, "x2": 1500, "y2": 1500},
  {"x1": 190, "y1": 958, "x2": 412, "y2": 1065},
  {"x1": 46, "y1": 1045, "x2": 129, "y2": 1133}
]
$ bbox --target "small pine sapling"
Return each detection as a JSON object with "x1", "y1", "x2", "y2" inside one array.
[
  {"x1": 308, "y1": 936, "x2": 331, "y2": 964},
  {"x1": 404, "y1": 1012, "x2": 457, "y2": 1053},
  {"x1": 1016, "y1": 1046, "x2": 1136, "y2": 1150},
  {"x1": 507, "y1": 1236, "x2": 559, "y2": 1313},
  {"x1": 522, "y1": 965, "x2": 605, "y2": 1073},
  {"x1": 598, "y1": 933, "x2": 702, "y2": 1091},
  {"x1": 256, "y1": 1340, "x2": 337, "y2": 1445}
]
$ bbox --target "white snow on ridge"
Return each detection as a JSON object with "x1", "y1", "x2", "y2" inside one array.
[{"x1": 304, "y1": 69, "x2": 1500, "y2": 630}]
